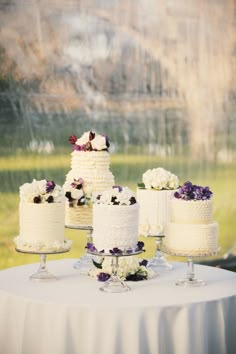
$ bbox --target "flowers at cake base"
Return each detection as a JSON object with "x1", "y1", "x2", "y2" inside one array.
[
  {"x1": 138, "y1": 167, "x2": 179, "y2": 190},
  {"x1": 88, "y1": 256, "x2": 155, "y2": 282}
]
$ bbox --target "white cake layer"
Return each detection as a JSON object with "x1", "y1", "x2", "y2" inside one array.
[
  {"x1": 65, "y1": 203, "x2": 92, "y2": 227},
  {"x1": 92, "y1": 203, "x2": 139, "y2": 252},
  {"x1": 17, "y1": 202, "x2": 67, "y2": 251},
  {"x1": 170, "y1": 199, "x2": 213, "y2": 224},
  {"x1": 65, "y1": 151, "x2": 115, "y2": 194},
  {"x1": 164, "y1": 222, "x2": 218, "y2": 254},
  {"x1": 136, "y1": 189, "x2": 175, "y2": 236}
]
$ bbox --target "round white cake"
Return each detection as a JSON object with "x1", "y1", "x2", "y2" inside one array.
[
  {"x1": 14, "y1": 179, "x2": 71, "y2": 252},
  {"x1": 137, "y1": 167, "x2": 179, "y2": 236},
  {"x1": 164, "y1": 182, "x2": 219, "y2": 255},
  {"x1": 92, "y1": 186, "x2": 139, "y2": 252},
  {"x1": 64, "y1": 132, "x2": 115, "y2": 227}
]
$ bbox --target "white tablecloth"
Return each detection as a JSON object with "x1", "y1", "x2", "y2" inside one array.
[{"x1": 0, "y1": 259, "x2": 235, "y2": 354}]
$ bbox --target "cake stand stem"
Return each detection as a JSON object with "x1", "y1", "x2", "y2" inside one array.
[
  {"x1": 99, "y1": 256, "x2": 130, "y2": 293},
  {"x1": 30, "y1": 254, "x2": 56, "y2": 281},
  {"x1": 73, "y1": 228, "x2": 93, "y2": 272},
  {"x1": 148, "y1": 236, "x2": 173, "y2": 271},
  {"x1": 176, "y1": 256, "x2": 205, "y2": 287}
]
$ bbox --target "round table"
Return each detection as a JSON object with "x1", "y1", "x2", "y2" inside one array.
[{"x1": 0, "y1": 259, "x2": 235, "y2": 354}]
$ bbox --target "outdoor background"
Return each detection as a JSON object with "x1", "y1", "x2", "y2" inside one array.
[{"x1": 0, "y1": 0, "x2": 236, "y2": 269}]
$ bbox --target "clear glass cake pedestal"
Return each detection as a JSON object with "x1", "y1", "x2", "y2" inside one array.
[
  {"x1": 162, "y1": 246, "x2": 220, "y2": 287},
  {"x1": 65, "y1": 225, "x2": 93, "y2": 273},
  {"x1": 15, "y1": 247, "x2": 70, "y2": 281},
  {"x1": 147, "y1": 235, "x2": 173, "y2": 271},
  {"x1": 87, "y1": 249, "x2": 143, "y2": 293}
]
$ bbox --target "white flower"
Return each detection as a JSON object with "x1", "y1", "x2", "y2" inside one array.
[
  {"x1": 91, "y1": 135, "x2": 107, "y2": 150},
  {"x1": 142, "y1": 168, "x2": 179, "y2": 190},
  {"x1": 71, "y1": 189, "x2": 83, "y2": 200},
  {"x1": 75, "y1": 131, "x2": 90, "y2": 146}
]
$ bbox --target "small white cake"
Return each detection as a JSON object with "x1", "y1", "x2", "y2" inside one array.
[
  {"x1": 14, "y1": 179, "x2": 71, "y2": 252},
  {"x1": 92, "y1": 186, "x2": 139, "y2": 252},
  {"x1": 64, "y1": 131, "x2": 115, "y2": 227},
  {"x1": 137, "y1": 167, "x2": 179, "y2": 236},
  {"x1": 164, "y1": 182, "x2": 219, "y2": 255}
]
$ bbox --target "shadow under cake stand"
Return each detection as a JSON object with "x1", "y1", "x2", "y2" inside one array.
[
  {"x1": 15, "y1": 247, "x2": 70, "y2": 281},
  {"x1": 87, "y1": 249, "x2": 144, "y2": 293},
  {"x1": 147, "y1": 234, "x2": 173, "y2": 271},
  {"x1": 162, "y1": 246, "x2": 220, "y2": 287},
  {"x1": 65, "y1": 225, "x2": 93, "y2": 272}
]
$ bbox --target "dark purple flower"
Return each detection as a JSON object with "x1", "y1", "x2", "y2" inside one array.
[
  {"x1": 109, "y1": 247, "x2": 123, "y2": 255},
  {"x1": 126, "y1": 273, "x2": 147, "y2": 281},
  {"x1": 112, "y1": 186, "x2": 123, "y2": 192},
  {"x1": 104, "y1": 135, "x2": 110, "y2": 148},
  {"x1": 33, "y1": 195, "x2": 41, "y2": 203},
  {"x1": 65, "y1": 191, "x2": 73, "y2": 202},
  {"x1": 46, "y1": 180, "x2": 55, "y2": 193},
  {"x1": 174, "y1": 181, "x2": 213, "y2": 201},
  {"x1": 139, "y1": 259, "x2": 148, "y2": 267},
  {"x1": 136, "y1": 241, "x2": 145, "y2": 251},
  {"x1": 97, "y1": 272, "x2": 111, "y2": 282},
  {"x1": 129, "y1": 196, "x2": 137, "y2": 205},
  {"x1": 69, "y1": 135, "x2": 77, "y2": 145},
  {"x1": 47, "y1": 196, "x2": 54, "y2": 203},
  {"x1": 89, "y1": 131, "x2": 95, "y2": 141},
  {"x1": 174, "y1": 191, "x2": 181, "y2": 199}
]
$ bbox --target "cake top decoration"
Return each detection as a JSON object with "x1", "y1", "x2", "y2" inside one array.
[
  {"x1": 95, "y1": 186, "x2": 137, "y2": 206},
  {"x1": 174, "y1": 181, "x2": 213, "y2": 201},
  {"x1": 20, "y1": 179, "x2": 63, "y2": 203},
  {"x1": 138, "y1": 167, "x2": 179, "y2": 190},
  {"x1": 68, "y1": 131, "x2": 110, "y2": 152}
]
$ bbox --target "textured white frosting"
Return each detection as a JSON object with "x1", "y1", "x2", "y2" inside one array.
[
  {"x1": 15, "y1": 202, "x2": 70, "y2": 252},
  {"x1": 164, "y1": 222, "x2": 218, "y2": 254},
  {"x1": 65, "y1": 151, "x2": 114, "y2": 194},
  {"x1": 64, "y1": 151, "x2": 115, "y2": 227},
  {"x1": 170, "y1": 199, "x2": 213, "y2": 224},
  {"x1": 164, "y1": 198, "x2": 218, "y2": 255},
  {"x1": 136, "y1": 189, "x2": 175, "y2": 236},
  {"x1": 92, "y1": 203, "x2": 139, "y2": 252}
]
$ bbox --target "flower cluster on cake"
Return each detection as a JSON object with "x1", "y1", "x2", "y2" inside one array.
[
  {"x1": 14, "y1": 179, "x2": 71, "y2": 252},
  {"x1": 64, "y1": 131, "x2": 115, "y2": 227},
  {"x1": 88, "y1": 254, "x2": 155, "y2": 282},
  {"x1": 164, "y1": 181, "x2": 218, "y2": 255},
  {"x1": 92, "y1": 186, "x2": 139, "y2": 252},
  {"x1": 137, "y1": 167, "x2": 179, "y2": 236}
]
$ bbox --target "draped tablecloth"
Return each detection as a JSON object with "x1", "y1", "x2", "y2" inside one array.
[{"x1": 0, "y1": 259, "x2": 235, "y2": 354}]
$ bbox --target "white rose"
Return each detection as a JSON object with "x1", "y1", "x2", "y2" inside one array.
[
  {"x1": 35, "y1": 179, "x2": 47, "y2": 194},
  {"x1": 75, "y1": 132, "x2": 90, "y2": 146},
  {"x1": 91, "y1": 135, "x2": 107, "y2": 150},
  {"x1": 71, "y1": 189, "x2": 83, "y2": 200}
]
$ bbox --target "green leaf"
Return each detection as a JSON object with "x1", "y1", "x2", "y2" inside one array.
[
  {"x1": 137, "y1": 182, "x2": 145, "y2": 189},
  {"x1": 92, "y1": 258, "x2": 104, "y2": 269}
]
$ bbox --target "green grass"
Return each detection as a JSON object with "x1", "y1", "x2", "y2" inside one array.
[{"x1": 0, "y1": 152, "x2": 235, "y2": 270}]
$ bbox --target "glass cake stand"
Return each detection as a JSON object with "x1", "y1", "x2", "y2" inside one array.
[
  {"x1": 87, "y1": 249, "x2": 143, "y2": 293},
  {"x1": 162, "y1": 246, "x2": 220, "y2": 287},
  {"x1": 15, "y1": 247, "x2": 70, "y2": 281},
  {"x1": 147, "y1": 234, "x2": 173, "y2": 271},
  {"x1": 65, "y1": 225, "x2": 93, "y2": 272}
]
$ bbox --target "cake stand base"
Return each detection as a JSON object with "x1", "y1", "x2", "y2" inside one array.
[{"x1": 99, "y1": 275, "x2": 130, "y2": 293}]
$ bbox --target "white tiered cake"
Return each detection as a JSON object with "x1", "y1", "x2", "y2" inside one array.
[
  {"x1": 164, "y1": 181, "x2": 218, "y2": 255},
  {"x1": 64, "y1": 131, "x2": 115, "y2": 227},
  {"x1": 14, "y1": 179, "x2": 71, "y2": 252},
  {"x1": 92, "y1": 186, "x2": 139, "y2": 252},
  {"x1": 136, "y1": 167, "x2": 179, "y2": 236}
]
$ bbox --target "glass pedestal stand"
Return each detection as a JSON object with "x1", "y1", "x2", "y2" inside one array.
[
  {"x1": 65, "y1": 225, "x2": 93, "y2": 272},
  {"x1": 15, "y1": 248, "x2": 70, "y2": 281},
  {"x1": 148, "y1": 235, "x2": 173, "y2": 271},
  {"x1": 88, "y1": 249, "x2": 143, "y2": 293},
  {"x1": 162, "y1": 246, "x2": 220, "y2": 287}
]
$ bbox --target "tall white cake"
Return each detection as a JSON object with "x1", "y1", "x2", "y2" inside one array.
[
  {"x1": 14, "y1": 179, "x2": 71, "y2": 252},
  {"x1": 92, "y1": 186, "x2": 139, "y2": 252},
  {"x1": 164, "y1": 181, "x2": 219, "y2": 255},
  {"x1": 64, "y1": 131, "x2": 115, "y2": 227},
  {"x1": 136, "y1": 167, "x2": 179, "y2": 236}
]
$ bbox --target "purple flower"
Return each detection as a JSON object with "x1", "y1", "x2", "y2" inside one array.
[
  {"x1": 126, "y1": 273, "x2": 147, "y2": 281},
  {"x1": 109, "y1": 247, "x2": 123, "y2": 255},
  {"x1": 136, "y1": 241, "x2": 145, "y2": 251},
  {"x1": 174, "y1": 181, "x2": 213, "y2": 201},
  {"x1": 46, "y1": 180, "x2": 55, "y2": 193},
  {"x1": 139, "y1": 259, "x2": 148, "y2": 267},
  {"x1": 46, "y1": 196, "x2": 54, "y2": 203},
  {"x1": 104, "y1": 135, "x2": 110, "y2": 148},
  {"x1": 89, "y1": 131, "x2": 95, "y2": 141},
  {"x1": 86, "y1": 243, "x2": 97, "y2": 252},
  {"x1": 112, "y1": 186, "x2": 123, "y2": 192},
  {"x1": 33, "y1": 195, "x2": 41, "y2": 204},
  {"x1": 97, "y1": 272, "x2": 111, "y2": 282}
]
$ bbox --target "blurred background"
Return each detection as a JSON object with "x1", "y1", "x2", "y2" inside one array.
[{"x1": 0, "y1": 0, "x2": 236, "y2": 269}]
